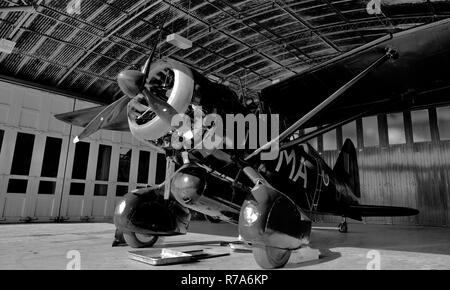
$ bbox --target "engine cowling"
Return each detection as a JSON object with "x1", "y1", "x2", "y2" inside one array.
[
  {"x1": 127, "y1": 59, "x2": 195, "y2": 142},
  {"x1": 127, "y1": 58, "x2": 246, "y2": 145}
]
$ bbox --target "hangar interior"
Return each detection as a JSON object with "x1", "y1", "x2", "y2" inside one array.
[{"x1": 0, "y1": 0, "x2": 449, "y2": 228}]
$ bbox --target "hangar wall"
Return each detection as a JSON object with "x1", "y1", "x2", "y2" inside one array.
[
  {"x1": 314, "y1": 108, "x2": 450, "y2": 227},
  {"x1": 0, "y1": 80, "x2": 166, "y2": 223},
  {"x1": 1, "y1": 80, "x2": 449, "y2": 227}
]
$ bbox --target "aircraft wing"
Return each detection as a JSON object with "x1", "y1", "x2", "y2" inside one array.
[
  {"x1": 261, "y1": 18, "x2": 450, "y2": 130},
  {"x1": 348, "y1": 204, "x2": 419, "y2": 217}
]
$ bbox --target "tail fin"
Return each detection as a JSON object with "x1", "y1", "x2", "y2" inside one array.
[{"x1": 333, "y1": 139, "x2": 360, "y2": 198}]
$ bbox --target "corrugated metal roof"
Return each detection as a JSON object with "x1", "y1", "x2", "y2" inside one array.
[{"x1": 0, "y1": 0, "x2": 449, "y2": 104}]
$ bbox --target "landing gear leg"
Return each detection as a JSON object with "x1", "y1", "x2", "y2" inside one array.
[{"x1": 338, "y1": 217, "x2": 348, "y2": 233}]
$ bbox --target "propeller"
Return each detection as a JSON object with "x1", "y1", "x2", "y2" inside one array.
[
  {"x1": 71, "y1": 62, "x2": 150, "y2": 143},
  {"x1": 119, "y1": 69, "x2": 192, "y2": 139},
  {"x1": 72, "y1": 22, "x2": 168, "y2": 143}
]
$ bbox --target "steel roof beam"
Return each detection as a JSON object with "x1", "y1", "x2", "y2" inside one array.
[
  {"x1": 39, "y1": 3, "x2": 105, "y2": 35},
  {"x1": 0, "y1": 19, "x2": 134, "y2": 68},
  {"x1": 112, "y1": 7, "x2": 275, "y2": 84},
  {"x1": 204, "y1": 0, "x2": 311, "y2": 60},
  {"x1": 0, "y1": 0, "x2": 44, "y2": 64},
  {"x1": 159, "y1": 0, "x2": 298, "y2": 75},
  {"x1": 276, "y1": 15, "x2": 440, "y2": 41},
  {"x1": 14, "y1": 49, "x2": 117, "y2": 83},
  {"x1": 30, "y1": 6, "x2": 156, "y2": 64},
  {"x1": 319, "y1": 0, "x2": 367, "y2": 43},
  {"x1": 0, "y1": 5, "x2": 35, "y2": 13},
  {"x1": 12, "y1": 0, "x2": 292, "y2": 90},
  {"x1": 273, "y1": 0, "x2": 342, "y2": 52},
  {"x1": 55, "y1": 1, "x2": 158, "y2": 87},
  {"x1": 12, "y1": 7, "x2": 65, "y2": 76},
  {"x1": 57, "y1": 0, "x2": 269, "y2": 89}
]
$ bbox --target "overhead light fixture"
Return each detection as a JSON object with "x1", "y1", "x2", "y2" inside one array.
[
  {"x1": 0, "y1": 39, "x2": 16, "y2": 54},
  {"x1": 166, "y1": 33, "x2": 192, "y2": 50},
  {"x1": 272, "y1": 79, "x2": 280, "y2": 84}
]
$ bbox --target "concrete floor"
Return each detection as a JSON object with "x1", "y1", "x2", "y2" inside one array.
[{"x1": 0, "y1": 221, "x2": 449, "y2": 270}]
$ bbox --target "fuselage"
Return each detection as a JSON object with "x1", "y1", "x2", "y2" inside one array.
[
  {"x1": 169, "y1": 141, "x2": 360, "y2": 224},
  {"x1": 260, "y1": 142, "x2": 359, "y2": 217},
  {"x1": 116, "y1": 57, "x2": 362, "y2": 228}
]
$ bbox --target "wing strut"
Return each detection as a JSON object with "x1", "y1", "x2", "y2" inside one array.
[{"x1": 245, "y1": 47, "x2": 398, "y2": 161}]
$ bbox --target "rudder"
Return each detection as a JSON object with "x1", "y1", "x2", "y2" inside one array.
[{"x1": 333, "y1": 139, "x2": 360, "y2": 198}]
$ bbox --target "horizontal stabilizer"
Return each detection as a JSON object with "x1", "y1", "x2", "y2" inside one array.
[{"x1": 348, "y1": 204, "x2": 419, "y2": 217}]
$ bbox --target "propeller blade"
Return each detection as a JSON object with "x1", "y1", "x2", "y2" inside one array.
[
  {"x1": 142, "y1": 57, "x2": 152, "y2": 77},
  {"x1": 141, "y1": 89, "x2": 179, "y2": 125},
  {"x1": 74, "y1": 95, "x2": 130, "y2": 142},
  {"x1": 142, "y1": 21, "x2": 162, "y2": 78},
  {"x1": 143, "y1": 88, "x2": 192, "y2": 139},
  {"x1": 55, "y1": 106, "x2": 107, "y2": 127},
  {"x1": 125, "y1": 26, "x2": 159, "y2": 96},
  {"x1": 117, "y1": 70, "x2": 146, "y2": 98}
]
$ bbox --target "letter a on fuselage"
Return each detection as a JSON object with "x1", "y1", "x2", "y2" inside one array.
[{"x1": 275, "y1": 149, "x2": 307, "y2": 188}]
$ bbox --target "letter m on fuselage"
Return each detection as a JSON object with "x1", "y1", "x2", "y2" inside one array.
[{"x1": 275, "y1": 149, "x2": 307, "y2": 188}]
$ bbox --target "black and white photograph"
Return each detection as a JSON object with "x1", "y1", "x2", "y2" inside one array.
[{"x1": 0, "y1": 0, "x2": 450, "y2": 275}]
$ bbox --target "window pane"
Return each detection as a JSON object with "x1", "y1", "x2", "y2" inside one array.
[
  {"x1": 304, "y1": 127, "x2": 318, "y2": 150},
  {"x1": 323, "y1": 129, "x2": 337, "y2": 151},
  {"x1": 94, "y1": 184, "x2": 108, "y2": 196},
  {"x1": 155, "y1": 153, "x2": 166, "y2": 184},
  {"x1": 38, "y1": 181, "x2": 56, "y2": 195},
  {"x1": 289, "y1": 130, "x2": 301, "y2": 140},
  {"x1": 411, "y1": 109, "x2": 431, "y2": 143},
  {"x1": 342, "y1": 121, "x2": 357, "y2": 146},
  {"x1": 117, "y1": 147, "x2": 132, "y2": 182},
  {"x1": 0, "y1": 129, "x2": 4, "y2": 154},
  {"x1": 72, "y1": 141, "x2": 90, "y2": 179},
  {"x1": 41, "y1": 137, "x2": 62, "y2": 177},
  {"x1": 137, "y1": 151, "x2": 150, "y2": 184},
  {"x1": 387, "y1": 113, "x2": 406, "y2": 145},
  {"x1": 7, "y1": 179, "x2": 28, "y2": 193},
  {"x1": 69, "y1": 182, "x2": 85, "y2": 196},
  {"x1": 10, "y1": 132, "x2": 35, "y2": 175},
  {"x1": 116, "y1": 185, "x2": 128, "y2": 197},
  {"x1": 363, "y1": 116, "x2": 379, "y2": 147},
  {"x1": 96, "y1": 144, "x2": 112, "y2": 181},
  {"x1": 437, "y1": 106, "x2": 450, "y2": 140}
]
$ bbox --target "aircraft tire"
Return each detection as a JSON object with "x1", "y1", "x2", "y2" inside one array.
[
  {"x1": 252, "y1": 246, "x2": 291, "y2": 269},
  {"x1": 123, "y1": 232, "x2": 159, "y2": 248}
]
